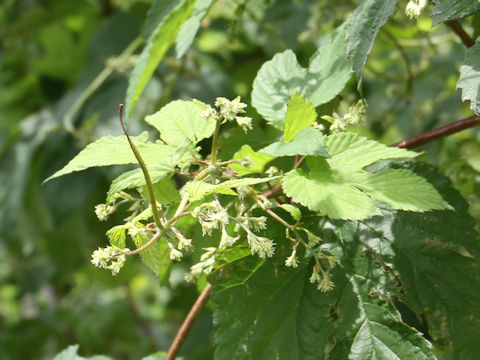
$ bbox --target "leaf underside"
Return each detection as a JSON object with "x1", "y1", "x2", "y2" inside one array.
[
  {"x1": 457, "y1": 39, "x2": 480, "y2": 115},
  {"x1": 431, "y1": 0, "x2": 480, "y2": 26}
]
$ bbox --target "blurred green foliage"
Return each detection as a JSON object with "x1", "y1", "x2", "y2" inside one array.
[{"x1": 1, "y1": 0, "x2": 479, "y2": 359}]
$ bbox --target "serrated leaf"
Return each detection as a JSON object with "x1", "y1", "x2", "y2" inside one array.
[
  {"x1": 279, "y1": 204, "x2": 301, "y2": 221},
  {"x1": 106, "y1": 225, "x2": 126, "y2": 248},
  {"x1": 431, "y1": 0, "x2": 480, "y2": 26},
  {"x1": 145, "y1": 100, "x2": 216, "y2": 146},
  {"x1": 283, "y1": 93, "x2": 317, "y2": 141},
  {"x1": 282, "y1": 133, "x2": 449, "y2": 220},
  {"x1": 133, "y1": 234, "x2": 171, "y2": 282},
  {"x1": 212, "y1": 224, "x2": 434, "y2": 360},
  {"x1": 125, "y1": 0, "x2": 195, "y2": 116},
  {"x1": 283, "y1": 167, "x2": 381, "y2": 220},
  {"x1": 260, "y1": 127, "x2": 329, "y2": 157},
  {"x1": 354, "y1": 162, "x2": 480, "y2": 359},
  {"x1": 346, "y1": 0, "x2": 397, "y2": 82},
  {"x1": 107, "y1": 165, "x2": 171, "y2": 203},
  {"x1": 325, "y1": 132, "x2": 418, "y2": 170},
  {"x1": 175, "y1": 0, "x2": 215, "y2": 58},
  {"x1": 53, "y1": 345, "x2": 113, "y2": 360},
  {"x1": 45, "y1": 133, "x2": 177, "y2": 182},
  {"x1": 252, "y1": 25, "x2": 352, "y2": 129},
  {"x1": 457, "y1": 39, "x2": 480, "y2": 115},
  {"x1": 229, "y1": 145, "x2": 274, "y2": 176}
]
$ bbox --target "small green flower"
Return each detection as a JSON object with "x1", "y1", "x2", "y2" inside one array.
[{"x1": 94, "y1": 204, "x2": 115, "y2": 221}]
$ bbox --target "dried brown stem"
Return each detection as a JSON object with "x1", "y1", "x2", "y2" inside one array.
[
  {"x1": 446, "y1": 20, "x2": 475, "y2": 48},
  {"x1": 165, "y1": 284, "x2": 213, "y2": 360},
  {"x1": 391, "y1": 115, "x2": 480, "y2": 148}
]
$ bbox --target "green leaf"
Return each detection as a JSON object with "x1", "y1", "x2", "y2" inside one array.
[
  {"x1": 346, "y1": 0, "x2": 397, "y2": 82},
  {"x1": 325, "y1": 132, "x2": 418, "y2": 170},
  {"x1": 107, "y1": 164, "x2": 171, "y2": 203},
  {"x1": 260, "y1": 127, "x2": 329, "y2": 157},
  {"x1": 283, "y1": 166, "x2": 381, "y2": 220},
  {"x1": 278, "y1": 204, "x2": 301, "y2": 221},
  {"x1": 212, "y1": 225, "x2": 434, "y2": 360},
  {"x1": 283, "y1": 93, "x2": 317, "y2": 141},
  {"x1": 354, "y1": 162, "x2": 480, "y2": 359},
  {"x1": 457, "y1": 39, "x2": 480, "y2": 115},
  {"x1": 282, "y1": 133, "x2": 450, "y2": 219},
  {"x1": 145, "y1": 178, "x2": 181, "y2": 205},
  {"x1": 133, "y1": 233, "x2": 172, "y2": 282},
  {"x1": 229, "y1": 145, "x2": 274, "y2": 176},
  {"x1": 431, "y1": 0, "x2": 480, "y2": 26},
  {"x1": 106, "y1": 225, "x2": 126, "y2": 248},
  {"x1": 145, "y1": 100, "x2": 216, "y2": 146},
  {"x1": 125, "y1": 0, "x2": 195, "y2": 116},
  {"x1": 53, "y1": 345, "x2": 113, "y2": 360},
  {"x1": 251, "y1": 25, "x2": 352, "y2": 129},
  {"x1": 175, "y1": 0, "x2": 215, "y2": 58},
  {"x1": 45, "y1": 133, "x2": 177, "y2": 182}
]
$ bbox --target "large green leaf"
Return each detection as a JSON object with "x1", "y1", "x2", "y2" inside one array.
[
  {"x1": 346, "y1": 0, "x2": 398, "y2": 82},
  {"x1": 283, "y1": 93, "x2": 317, "y2": 141},
  {"x1": 457, "y1": 39, "x2": 480, "y2": 115},
  {"x1": 352, "y1": 162, "x2": 480, "y2": 359},
  {"x1": 431, "y1": 0, "x2": 480, "y2": 26},
  {"x1": 282, "y1": 133, "x2": 450, "y2": 219},
  {"x1": 175, "y1": 0, "x2": 215, "y2": 58},
  {"x1": 125, "y1": 0, "x2": 195, "y2": 116},
  {"x1": 212, "y1": 222, "x2": 435, "y2": 359},
  {"x1": 145, "y1": 100, "x2": 216, "y2": 146},
  {"x1": 251, "y1": 25, "x2": 352, "y2": 129},
  {"x1": 260, "y1": 127, "x2": 329, "y2": 157},
  {"x1": 44, "y1": 133, "x2": 177, "y2": 182}
]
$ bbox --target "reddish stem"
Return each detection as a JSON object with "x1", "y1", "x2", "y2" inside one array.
[
  {"x1": 446, "y1": 20, "x2": 475, "y2": 48},
  {"x1": 165, "y1": 284, "x2": 213, "y2": 360},
  {"x1": 391, "y1": 115, "x2": 480, "y2": 148}
]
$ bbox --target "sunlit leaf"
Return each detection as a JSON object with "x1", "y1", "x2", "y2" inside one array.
[{"x1": 261, "y1": 127, "x2": 329, "y2": 157}]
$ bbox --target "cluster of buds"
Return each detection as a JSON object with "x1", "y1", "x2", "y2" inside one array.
[
  {"x1": 94, "y1": 203, "x2": 116, "y2": 221},
  {"x1": 185, "y1": 247, "x2": 217, "y2": 282},
  {"x1": 321, "y1": 100, "x2": 367, "y2": 133},
  {"x1": 309, "y1": 253, "x2": 339, "y2": 292},
  {"x1": 405, "y1": 0, "x2": 427, "y2": 19},
  {"x1": 91, "y1": 246, "x2": 129, "y2": 275},
  {"x1": 202, "y1": 96, "x2": 253, "y2": 132},
  {"x1": 192, "y1": 201, "x2": 229, "y2": 236},
  {"x1": 246, "y1": 231, "x2": 275, "y2": 258}
]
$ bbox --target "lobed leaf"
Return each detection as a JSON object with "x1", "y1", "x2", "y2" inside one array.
[
  {"x1": 431, "y1": 0, "x2": 480, "y2": 26},
  {"x1": 53, "y1": 345, "x2": 113, "y2": 360},
  {"x1": 260, "y1": 127, "x2": 329, "y2": 157},
  {"x1": 345, "y1": 0, "x2": 398, "y2": 82},
  {"x1": 44, "y1": 133, "x2": 177, "y2": 182},
  {"x1": 125, "y1": 0, "x2": 195, "y2": 116},
  {"x1": 251, "y1": 25, "x2": 352, "y2": 129},
  {"x1": 145, "y1": 100, "x2": 216, "y2": 146},
  {"x1": 282, "y1": 133, "x2": 450, "y2": 219},
  {"x1": 457, "y1": 39, "x2": 480, "y2": 115}
]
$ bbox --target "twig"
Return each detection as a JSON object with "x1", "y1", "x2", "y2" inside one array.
[
  {"x1": 445, "y1": 20, "x2": 475, "y2": 48},
  {"x1": 391, "y1": 115, "x2": 480, "y2": 148},
  {"x1": 119, "y1": 104, "x2": 165, "y2": 231},
  {"x1": 165, "y1": 284, "x2": 213, "y2": 360},
  {"x1": 261, "y1": 186, "x2": 282, "y2": 198},
  {"x1": 126, "y1": 231, "x2": 162, "y2": 255}
]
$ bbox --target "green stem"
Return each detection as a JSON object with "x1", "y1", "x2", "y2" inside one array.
[
  {"x1": 118, "y1": 104, "x2": 164, "y2": 231},
  {"x1": 210, "y1": 119, "x2": 222, "y2": 165},
  {"x1": 64, "y1": 37, "x2": 143, "y2": 135}
]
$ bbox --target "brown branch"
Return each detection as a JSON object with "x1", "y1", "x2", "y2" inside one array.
[
  {"x1": 446, "y1": 20, "x2": 475, "y2": 48},
  {"x1": 391, "y1": 115, "x2": 480, "y2": 148},
  {"x1": 166, "y1": 284, "x2": 213, "y2": 360}
]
